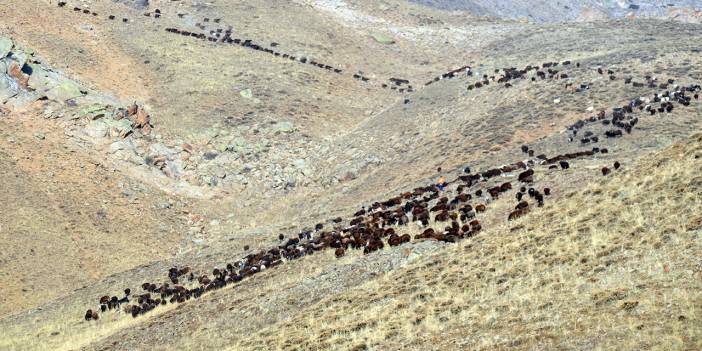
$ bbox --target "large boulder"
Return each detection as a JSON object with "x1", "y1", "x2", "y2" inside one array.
[{"x1": 46, "y1": 81, "x2": 84, "y2": 102}]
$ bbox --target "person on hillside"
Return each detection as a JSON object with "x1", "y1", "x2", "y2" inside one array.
[{"x1": 436, "y1": 167, "x2": 446, "y2": 191}]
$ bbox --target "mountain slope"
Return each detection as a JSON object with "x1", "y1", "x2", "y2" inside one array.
[
  {"x1": 411, "y1": 0, "x2": 702, "y2": 23},
  {"x1": 238, "y1": 132, "x2": 702, "y2": 350}
]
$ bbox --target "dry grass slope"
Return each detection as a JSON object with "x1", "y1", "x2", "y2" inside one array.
[{"x1": 235, "y1": 133, "x2": 702, "y2": 350}]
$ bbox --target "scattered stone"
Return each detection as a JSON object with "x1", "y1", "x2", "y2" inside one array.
[
  {"x1": 370, "y1": 32, "x2": 395, "y2": 44},
  {"x1": 239, "y1": 88, "x2": 253, "y2": 99},
  {"x1": 163, "y1": 159, "x2": 184, "y2": 179},
  {"x1": 274, "y1": 121, "x2": 295, "y2": 133},
  {"x1": 203, "y1": 150, "x2": 218, "y2": 160},
  {"x1": 33, "y1": 132, "x2": 45, "y2": 140},
  {"x1": 78, "y1": 105, "x2": 107, "y2": 118},
  {"x1": 84, "y1": 119, "x2": 108, "y2": 138}
]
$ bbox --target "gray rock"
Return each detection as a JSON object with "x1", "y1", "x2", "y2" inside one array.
[
  {"x1": 108, "y1": 141, "x2": 126, "y2": 153},
  {"x1": 46, "y1": 81, "x2": 84, "y2": 102},
  {"x1": 369, "y1": 32, "x2": 396, "y2": 44},
  {"x1": 33, "y1": 132, "x2": 45, "y2": 140},
  {"x1": 164, "y1": 159, "x2": 184, "y2": 179},
  {"x1": 84, "y1": 120, "x2": 108, "y2": 138},
  {"x1": 7, "y1": 50, "x2": 28, "y2": 69},
  {"x1": 203, "y1": 150, "x2": 219, "y2": 160},
  {"x1": 149, "y1": 142, "x2": 180, "y2": 159},
  {"x1": 274, "y1": 121, "x2": 295, "y2": 133},
  {"x1": 26, "y1": 64, "x2": 55, "y2": 92},
  {"x1": 0, "y1": 74, "x2": 19, "y2": 103},
  {"x1": 239, "y1": 88, "x2": 253, "y2": 99},
  {"x1": 0, "y1": 37, "x2": 12, "y2": 58},
  {"x1": 292, "y1": 158, "x2": 306, "y2": 169},
  {"x1": 216, "y1": 169, "x2": 227, "y2": 179},
  {"x1": 104, "y1": 118, "x2": 133, "y2": 138},
  {"x1": 285, "y1": 176, "x2": 296, "y2": 189},
  {"x1": 4, "y1": 90, "x2": 41, "y2": 109},
  {"x1": 112, "y1": 0, "x2": 150, "y2": 10}
]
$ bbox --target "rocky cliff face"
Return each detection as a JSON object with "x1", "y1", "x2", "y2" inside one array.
[{"x1": 410, "y1": 0, "x2": 702, "y2": 23}]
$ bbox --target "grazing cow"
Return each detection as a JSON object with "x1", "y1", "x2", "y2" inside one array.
[
  {"x1": 605, "y1": 130, "x2": 623, "y2": 138},
  {"x1": 508, "y1": 208, "x2": 529, "y2": 221},
  {"x1": 613, "y1": 161, "x2": 621, "y2": 170},
  {"x1": 518, "y1": 169, "x2": 534, "y2": 183},
  {"x1": 601, "y1": 167, "x2": 611, "y2": 176},
  {"x1": 559, "y1": 161, "x2": 569, "y2": 170}
]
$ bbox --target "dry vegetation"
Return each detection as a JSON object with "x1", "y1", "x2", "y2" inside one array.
[
  {"x1": 233, "y1": 133, "x2": 702, "y2": 350},
  {"x1": 1, "y1": 1, "x2": 702, "y2": 350}
]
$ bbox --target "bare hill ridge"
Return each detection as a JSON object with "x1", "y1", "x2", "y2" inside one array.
[{"x1": 411, "y1": 0, "x2": 702, "y2": 23}]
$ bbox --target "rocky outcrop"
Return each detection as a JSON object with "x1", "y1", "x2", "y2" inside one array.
[{"x1": 0, "y1": 36, "x2": 88, "y2": 107}]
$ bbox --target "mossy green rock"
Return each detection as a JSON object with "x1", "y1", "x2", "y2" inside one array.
[
  {"x1": 239, "y1": 88, "x2": 253, "y2": 99},
  {"x1": 79, "y1": 105, "x2": 107, "y2": 117},
  {"x1": 47, "y1": 81, "x2": 84, "y2": 101}
]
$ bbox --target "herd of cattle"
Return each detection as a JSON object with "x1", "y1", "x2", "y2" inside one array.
[
  {"x1": 55, "y1": 1, "x2": 414, "y2": 96},
  {"x1": 83, "y1": 59, "x2": 700, "y2": 321},
  {"x1": 51, "y1": 0, "x2": 702, "y2": 323}
]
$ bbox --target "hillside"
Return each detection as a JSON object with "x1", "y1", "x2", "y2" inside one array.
[
  {"x1": 411, "y1": 0, "x2": 702, "y2": 23},
  {"x1": 240, "y1": 132, "x2": 702, "y2": 350},
  {"x1": 0, "y1": 0, "x2": 701, "y2": 350}
]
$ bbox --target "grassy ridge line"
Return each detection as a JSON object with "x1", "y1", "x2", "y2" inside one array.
[{"x1": 231, "y1": 133, "x2": 702, "y2": 350}]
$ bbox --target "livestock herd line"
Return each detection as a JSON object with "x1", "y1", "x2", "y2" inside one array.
[
  {"x1": 83, "y1": 64, "x2": 700, "y2": 321},
  {"x1": 52, "y1": 0, "x2": 701, "y2": 324}
]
